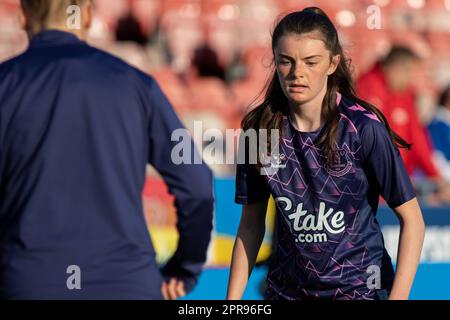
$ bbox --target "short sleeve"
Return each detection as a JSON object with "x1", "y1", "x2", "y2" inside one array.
[
  {"x1": 361, "y1": 120, "x2": 416, "y2": 208},
  {"x1": 235, "y1": 136, "x2": 270, "y2": 204}
]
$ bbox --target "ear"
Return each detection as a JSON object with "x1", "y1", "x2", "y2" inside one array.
[
  {"x1": 18, "y1": 8, "x2": 27, "y2": 30},
  {"x1": 328, "y1": 54, "x2": 341, "y2": 76},
  {"x1": 82, "y1": 0, "x2": 93, "y2": 30}
]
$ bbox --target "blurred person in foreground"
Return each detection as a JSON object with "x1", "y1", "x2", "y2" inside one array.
[
  {"x1": 0, "y1": 0, "x2": 214, "y2": 300},
  {"x1": 428, "y1": 85, "x2": 450, "y2": 184},
  {"x1": 357, "y1": 46, "x2": 450, "y2": 204}
]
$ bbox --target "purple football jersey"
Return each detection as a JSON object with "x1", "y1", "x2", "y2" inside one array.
[{"x1": 235, "y1": 93, "x2": 416, "y2": 300}]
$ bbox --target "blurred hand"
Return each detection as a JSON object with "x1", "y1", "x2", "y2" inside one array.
[
  {"x1": 161, "y1": 278, "x2": 186, "y2": 300},
  {"x1": 436, "y1": 184, "x2": 450, "y2": 204},
  {"x1": 433, "y1": 178, "x2": 450, "y2": 205}
]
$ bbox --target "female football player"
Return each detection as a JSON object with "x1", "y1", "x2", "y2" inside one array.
[{"x1": 227, "y1": 7, "x2": 425, "y2": 300}]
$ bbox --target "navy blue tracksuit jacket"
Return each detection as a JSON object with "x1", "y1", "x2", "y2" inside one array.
[{"x1": 0, "y1": 30, "x2": 214, "y2": 299}]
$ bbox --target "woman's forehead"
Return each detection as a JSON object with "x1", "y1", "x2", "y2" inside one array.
[{"x1": 275, "y1": 32, "x2": 328, "y2": 55}]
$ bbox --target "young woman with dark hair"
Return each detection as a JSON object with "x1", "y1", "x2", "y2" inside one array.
[{"x1": 227, "y1": 7, "x2": 425, "y2": 300}]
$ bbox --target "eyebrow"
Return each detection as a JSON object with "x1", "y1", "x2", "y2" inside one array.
[{"x1": 278, "y1": 53, "x2": 322, "y2": 60}]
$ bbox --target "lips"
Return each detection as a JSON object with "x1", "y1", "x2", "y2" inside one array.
[
  {"x1": 289, "y1": 83, "x2": 308, "y2": 88},
  {"x1": 288, "y1": 84, "x2": 309, "y2": 93}
]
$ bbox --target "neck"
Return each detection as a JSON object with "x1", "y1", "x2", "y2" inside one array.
[
  {"x1": 32, "y1": 24, "x2": 86, "y2": 41},
  {"x1": 289, "y1": 84, "x2": 328, "y2": 132}
]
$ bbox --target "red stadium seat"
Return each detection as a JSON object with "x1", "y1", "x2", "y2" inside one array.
[
  {"x1": 130, "y1": 0, "x2": 161, "y2": 36},
  {"x1": 92, "y1": 0, "x2": 128, "y2": 30},
  {"x1": 152, "y1": 67, "x2": 194, "y2": 115},
  {"x1": 187, "y1": 77, "x2": 239, "y2": 119}
]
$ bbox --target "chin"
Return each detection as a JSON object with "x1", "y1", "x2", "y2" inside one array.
[{"x1": 288, "y1": 94, "x2": 311, "y2": 105}]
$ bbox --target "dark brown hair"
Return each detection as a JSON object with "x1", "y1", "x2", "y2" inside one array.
[
  {"x1": 381, "y1": 46, "x2": 419, "y2": 67},
  {"x1": 439, "y1": 85, "x2": 450, "y2": 108},
  {"x1": 21, "y1": 0, "x2": 89, "y2": 35},
  {"x1": 242, "y1": 7, "x2": 411, "y2": 166}
]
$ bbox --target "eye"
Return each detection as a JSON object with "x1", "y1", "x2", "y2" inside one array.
[
  {"x1": 279, "y1": 59, "x2": 291, "y2": 66},
  {"x1": 306, "y1": 61, "x2": 317, "y2": 66}
]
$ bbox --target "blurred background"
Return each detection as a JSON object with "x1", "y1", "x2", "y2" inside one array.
[{"x1": 1, "y1": 0, "x2": 450, "y2": 299}]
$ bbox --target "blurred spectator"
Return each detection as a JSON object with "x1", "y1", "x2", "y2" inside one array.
[
  {"x1": 115, "y1": 8, "x2": 147, "y2": 45},
  {"x1": 191, "y1": 43, "x2": 226, "y2": 81},
  {"x1": 429, "y1": 85, "x2": 450, "y2": 184},
  {"x1": 357, "y1": 46, "x2": 450, "y2": 204},
  {"x1": 225, "y1": 50, "x2": 247, "y2": 83}
]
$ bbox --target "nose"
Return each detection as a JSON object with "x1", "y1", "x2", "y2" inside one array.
[{"x1": 292, "y1": 62, "x2": 305, "y2": 79}]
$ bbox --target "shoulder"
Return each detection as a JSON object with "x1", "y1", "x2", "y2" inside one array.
[
  {"x1": 0, "y1": 44, "x2": 160, "y2": 115},
  {"x1": 81, "y1": 47, "x2": 163, "y2": 112},
  {"x1": 0, "y1": 52, "x2": 32, "y2": 100},
  {"x1": 0, "y1": 55, "x2": 19, "y2": 69},
  {"x1": 0, "y1": 49, "x2": 30, "y2": 75},
  {"x1": 65, "y1": 44, "x2": 161, "y2": 99},
  {"x1": 338, "y1": 95, "x2": 392, "y2": 161},
  {"x1": 338, "y1": 94, "x2": 386, "y2": 135},
  {"x1": 78, "y1": 44, "x2": 157, "y2": 87}
]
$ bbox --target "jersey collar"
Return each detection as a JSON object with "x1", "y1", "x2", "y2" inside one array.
[{"x1": 29, "y1": 30, "x2": 83, "y2": 48}]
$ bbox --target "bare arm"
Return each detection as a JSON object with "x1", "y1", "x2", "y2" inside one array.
[
  {"x1": 389, "y1": 197, "x2": 425, "y2": 300},
  {"x1": 226, "y1": 200, "x2": 269, "y2": 300}
]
